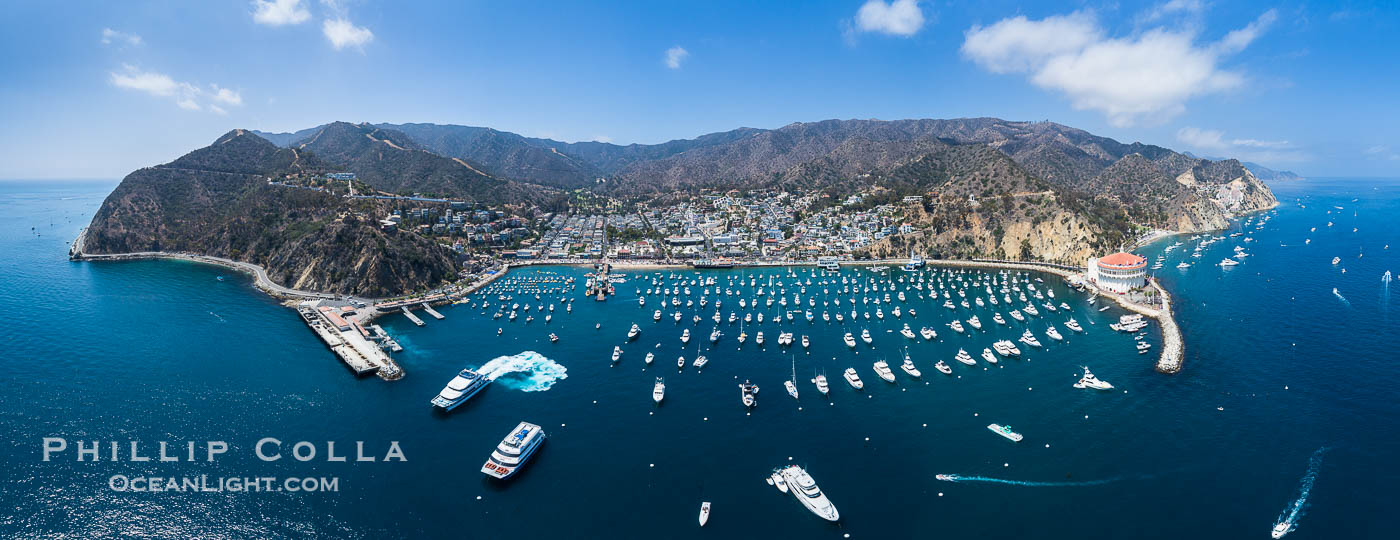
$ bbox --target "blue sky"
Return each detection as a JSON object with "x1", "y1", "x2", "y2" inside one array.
[{"x1": 2, "y1": 0, "x2": 1397, "y2": 179}]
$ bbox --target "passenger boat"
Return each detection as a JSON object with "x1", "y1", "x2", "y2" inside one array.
[{"x1": 481, "y1": 421, "x2": 546, "y2": 479}]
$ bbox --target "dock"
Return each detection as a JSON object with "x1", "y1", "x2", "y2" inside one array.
[
  {"x1": 297, "y1": 306, "x2": 402, "y2": 378},
  {"x1": 421, "y1": 302, "x2": 445, "y2": 320},
  {"x1": 402, "y1": 306, "x2": 425, "y2": 326}
]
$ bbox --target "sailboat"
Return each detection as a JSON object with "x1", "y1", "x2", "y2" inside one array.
[{"x1": 785, "y1": 356, "x2": 799, "y2": 400}]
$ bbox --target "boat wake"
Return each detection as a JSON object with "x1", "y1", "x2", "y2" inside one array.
[
  {"x1": 935, "y1": 474, "x2": 1130, "y2": 487},
  {"x1": 1332, "y1": 288, "x2": 1349, "y2": 306},
  {"x1": 476, "y1": 351, "x2": 568, "y2": 392},
  {"x1": 1275, "y1": 447, "x2": 1328, "y2": 534}
]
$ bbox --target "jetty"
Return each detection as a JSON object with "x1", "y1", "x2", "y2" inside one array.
[
  {"x1": 421, "y1": 302, "x2": 445, "y2": 320},
  {"x1": 401, "y1": 306, "x2": 426, "y2": 326},
  {"x1": 297, "y1": 305, "x2": 402, "y2": 379}
]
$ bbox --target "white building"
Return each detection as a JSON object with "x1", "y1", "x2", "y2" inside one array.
[{"x1": 1087, "y1": 252, "x2": 1147, "y2": 294}]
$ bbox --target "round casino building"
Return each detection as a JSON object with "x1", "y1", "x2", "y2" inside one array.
[{"x1": 1086, "y1": 252, "x2": 1147, "y2": 294}]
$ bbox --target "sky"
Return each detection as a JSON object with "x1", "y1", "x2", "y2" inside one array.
[{"x1": 2, "y1": 0, "x2": 1397, "y2": 179}]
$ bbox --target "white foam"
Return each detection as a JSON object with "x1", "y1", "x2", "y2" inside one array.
[{"x1": 476, "y1": 351, "x2": 568, "y2": 392}]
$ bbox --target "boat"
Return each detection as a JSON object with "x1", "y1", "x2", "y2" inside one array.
[
  {"x1": 900, "y1": 358, "x2": 921, "y2": 378},
  {"x1": 1219, "y1": 258, "x2": 1240, "y2": 267},
  {"x1": 739, "y1": 380, "x2": 759, "y2": 407},
  {"x1": 954, "y1": 348, "x2": 975, "y2": 366},
  {"x1": 611, "y1": 346, "x2": 623, "y2": 363},
  {"x1": 694, "y1": 355, "x2": 708, "y2": 369},
  {"x1": 873, "y1": 360, "x2": 896, "y2": 382},
  {"x1": 710, "y1": 328, "x2": 721, "y2": 343},
  {"x1": 843, "y1": 332, "x2": 857, "y2": 348},
  {"x1": 769, "y1": 472, "x2": 789, "y2": 493},
  {"x1": 777, "y1": 465, "x2": 840, "y2": 522},
  {"x1": 1009, "y1": 310, "x2": 1024, "y2": 322},
  {"x1": 644, "y1": 352, "x2": 654, "y2": 365},
  {"x1": 900, "y1": 324, "x2": 917, "y2": 339},
  {"x1": 699, "y1": 502, "x2": 711, "y2": 527},
  {"x1": 801, "y1": 335, "x2": 810, "y2": 348},
  {"x1": 481, "y1": 421, "x2": 546, "y2": 479},
  {"x1": 628, "y1": 323, "x2": 641, "y2": 340},
  {"x1": 680, "y1": 329, "x2": 691, "y2": 344},
  {"x1": 993, "y1": 339, "x2": 1020, "y2": 357},
  {"x1": 653, "y1": 377, "x2": 666, "y2": 403},
  {"x1": 756, "y1": 331, "x2": 765, "y2": 346},
  {"x1": 548, "y1": 333, "x2": 558, "y2": 343},
  {"x1": 967, "y1": 315, "x2": 981, "y2": 330},
  {"x1": 860, "y1": 328, "x2": 873, "y2": 344},
  {"x1": 843, "y1": 367, "x2": 864, "y2": 389},
  {"x1": 1064, "y1": 318, "x2": 1083, "y2": 332},
  {"x1": 1045, "y1": 325, "x2": 1064, "y2": 341},
  {"x1": 981, "y1": 348, "x2": 998, "y2": 364},
  {"x1": 430, "y1": 368, "x2": 491, "y2": 411},
  {"x1": 920, "y1": 326, "x2": 936, "y2": 340},
  {"x1": 813, "y1": 373, "x2": 830, "y2": 395},
  {"x1": 987, "y1": 423, "x2": 1023, "y2": 442},
  {"x1": 934, "y1": 360, "x2": 952, "y2": 375},
  {"x1": 1018, "y1": 330, "x2": 1042, "y2": 348},
  {"x1": 1073, "y1": 367, "x2": 1114, "y2": 390},
  {"x1": 1271, "y1": 521, "x2": 1292, "y2": 539}
]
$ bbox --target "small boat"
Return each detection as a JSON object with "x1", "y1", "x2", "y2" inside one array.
[
  {"x1": 1074, "y1": 366, "x2": 1114, "y2": 390},
  {"x1": 987, "y1": 423, "x2": 1023, "y2": 442},
  {"x1": 934, "y1": 360, "x2": 952, "y2": 375},
  {"x1": 843, "y1": 368, "x2": 864, "y2": 390},
  {"x1": 644, "y1": 352, "x2": 654, "y2": 365},
  {"x1": 900, "y1": 358, "x2": 921, "y2": 378},
  {"x1": 920, "y1": 326, "x2": 936, "y2": 340},
  {"x1": 693, "y1": 355, "x2": 708, "y2": 369},
  {"x1": 1271, "y1": 521, "x2": 1292, "y2": 539},
  {"x1": 873, "y1": 360, "x2": 896, "y2": 383},
  {"x1": 813, "y1": 373, "x2": 830, "y2": 395},
  {"x1": 699, "y1": 502, "x2": 711, "y2": 527},
  {"x1": 653, "y1": 377, "x2": 666, "y2": 403}
]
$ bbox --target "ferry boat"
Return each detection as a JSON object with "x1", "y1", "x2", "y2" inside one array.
[
  {"x1": 777, "y1": 465, "x2": 840, "y2": 522},
  {"x1": 430, "y1": 368, "x2": 491, "y2": 411},
  {"x1": 987, "y1": 423, "x2": 1023, "y2": 442},
  {"x1": 843, "y1": 367, "x2": 864, "y2": 389},
  {"x1": 653, "y1": 377, "x2": 665, "y2": 403},
  {"x1": 481, "y1": 421, "x2": 546, "y2": 479}
]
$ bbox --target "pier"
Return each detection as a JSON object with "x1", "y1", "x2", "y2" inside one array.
[
  {"x1": 421, "y1": 302, "x2": 445, "y2": 320},
  {"x1": 297, "y1": 306, "x2": 402, "y2": 379},
  {"x1": 401, "y1": 306, "x2": 425, "y2": 326}
]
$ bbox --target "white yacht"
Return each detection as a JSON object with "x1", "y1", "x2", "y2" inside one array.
[
  {"x1": 693, "y1": 355, "x2": 708, "y2": 369},
  {"x1": 628, "y1": 323, "x2": 641, "y2": 340},
  {"x1": 934, "y1": 360, "x2": 953, "y2": 375},
  {"x1": 784, "y1": 379, "x2": 799, "y2": 400},
  {"x1": 993, "y1": 313, "x2": 1006, "y2": 325},
  {"x1": 611, "y1": 346, "x2": 623, "y2": 363},
  {"x1": 653, "y1": 377, "x2": 666, "y2": 403},
  {"x1": 813, "y1": 374, "x2": 830, "y2": 396},
  {"x1": 967, "y1": 315, "x2": 982, "y2": 330},
  {"x1": 1064, "y1": 318, "x2": 1083, "y2": 332},
  {"x1": 981, "y1": 348, "x2": 998, "y2": 364},
  {"x1": 860, "y1": 328, "x2": 873, "y2": 344},
  {"x1": 1009, "y1": 310, "x2": 1025, "y2": 322},
  {"x1": 1018, "y1": 330, "x2": 1042, "y2": 348},
  {"x1": 948, "y1": 319, "x2": 965, "y2": 333},
  {"x1": 680, "y1": 328, "x2": 691, "y2": 344},
  {"x1": 430, "y1": 368, "x2": 491, "y2": 411},
  {"x1": 843, "y1": 332, "x2": 856, "y2": 348},
  {"x1": 993, "y1": 339, "x2": 1021, "y2": 357},
  {"x1": 1271, "y1": 521, "x2": 1292, "y2": 539},
  {"x1": 1045, "y1": 325, "x2": 1064, "y2": 341},
  {"x1": 1219, "y1": 258, "x2": 1240, "y2": 267},
  {"x1": 843, "y1": 367, "x2": 864, "y2": 389},
  {"x1": 710, "y1": 328, "x2": 721, "y2": 343},
  {"x1": 987, "y1": 423, "x2": 1023, "y2": 442},
  {"x1": 739, "y1": 380, "x2": 759, "y2": 408},
  {"x1": 755, "y1": 331, "x2": 766, "y2": 346},
  {"x1": 801, "y1": 335, "x2": 810, "y2": 349},
  {"x1": 777, "y1": 465, "x2": 840, "y2": 522},
  {"x1": 900, "y1": 358, "x2": 921, "y2": 378},
  {"x1": 872, "y1": 360, "x2": 896, "y2": 383},
  {"x1": 954, "y1": 349, "x2": 976, "y2": 366},
  {"x1": 644, "y1": 352, "x2": 654, "y2": 365},
  {"x1": 900, "y1": 324, "x2": 917, "y2": 339},
  {"x1": 481, "y1": 421, "x2": 546, "y2": 479},
  {"x1": 1073, "y1": 367, "x2": 1114, "y2": 390},
  {"x1": 653, "y1": 310, "x2": 662, "y2": 321},
  {"x1": 920, "y1": 326, "x2": 936, "y2": 340}
]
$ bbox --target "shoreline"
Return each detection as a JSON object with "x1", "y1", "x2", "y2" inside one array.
[{"x1": 73, "y1": 230, "x2": 1187, "y2": 374}]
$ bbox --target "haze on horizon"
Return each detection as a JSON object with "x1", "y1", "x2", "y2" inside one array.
[{"x1": 2, "y1": 0, "x2": 1397, "y2": 180}]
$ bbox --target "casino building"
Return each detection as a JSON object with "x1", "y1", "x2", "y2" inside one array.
[{"x1": 1087, "y1": 252, "x2": 1147, "y2": 294}]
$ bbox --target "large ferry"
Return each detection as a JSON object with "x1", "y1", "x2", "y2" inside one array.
[
  {"x1": 429, "y1": 368, "x2": 491, "y2": 411},
  {"x1": 481, "y1": 421, "x2": 546, "y2": 479},
  {"x1": 777, "y1": 465, "x2": 840, "y2": 521}
]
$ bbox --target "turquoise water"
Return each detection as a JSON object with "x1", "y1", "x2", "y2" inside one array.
[{"x1": 1, "y1": 179, "x2": 1396, "y2": 538}]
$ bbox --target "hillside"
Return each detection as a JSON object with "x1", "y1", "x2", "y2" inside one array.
[{"x1": 81, "y1": 130, "x2": 460, "y2": 296}]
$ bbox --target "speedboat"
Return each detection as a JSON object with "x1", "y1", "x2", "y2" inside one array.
[
  {"x1": 1073, "y1": 367, "x2": 1114, "y2": 390},
  {"x1": 611, "y1": 346, "x2": 623, "y2": 363},
  {"x1": 699, "y1": 502, "x2": 711, "y2": 527},
  {"x1": 430, "y1": 368, "x2": 491, "y2": 411},
  {"x1": 481, "y1": 421, "x2": 546, "y2": 479},
  {"x1": 644, "y1": 352, "x2": 654, "y2": 365},
  {"x1": 920, "y1": 327, "x2": 936, "y2": 340},
  {"x1": 934, "y1": 360, "x2": 952, "y2": 375},
  {"x1": 873, "y1": 360, "x2": 896, "y2": 382},
  {"x1": 777, "y1": 465, "x2": 840, "y2": 522},
  {"x1": 653, "y1": 377, "x2": 666, "y2": 403},
  {"x1": 739, "y1": 380, "x2": 758, "y2": 407},
  {"x1": 1271, "y1": 521, "x2": 1292, "y2": 539},
  {"x1": 843, "y1": 368, "x2": 864, "y2": 390},
  {"x1": 900, "y1": 324, "x2": 917, "y2": 339}
]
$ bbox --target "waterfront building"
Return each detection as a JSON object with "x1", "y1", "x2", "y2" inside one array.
[{"x1": 1087, "y1": 252, "x2": 1147, "y2": 294}]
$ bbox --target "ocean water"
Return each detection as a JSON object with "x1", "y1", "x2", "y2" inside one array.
[{"x1": 0, "y1": 178, "x2": 1396, "y2": 538}]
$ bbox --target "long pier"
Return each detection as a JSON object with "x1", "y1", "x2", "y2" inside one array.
[
  {"x1": 421, "y1": 303, "x2": 445, "y2": 319},
  {"x1": 401, "y1": 307, "x2": 425, "y2": 326}
]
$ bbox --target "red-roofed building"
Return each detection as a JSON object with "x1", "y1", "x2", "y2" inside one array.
[{"x1": 1087, "y1": 252, "x2": 1147, "y2": 293}]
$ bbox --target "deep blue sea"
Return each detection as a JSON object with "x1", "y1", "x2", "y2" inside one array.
[{"x1": 1, "y1": 178, "x2": 1396, "y2": 539}]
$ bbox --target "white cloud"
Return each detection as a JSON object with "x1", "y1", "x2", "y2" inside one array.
[
  {"x1": 664, "y1": 46, "x2": 689, "y2": 69},
  {"x1": 109, "y1": 65, "x2": 242, "y2": 114},
  {"x1": 252, "y1": 0, "x2": 311, "y2": 26},
  {"x1": 1177, "y1": 127, "x2": 1306, "y2": 164},
  {"x1": 323, "y1": 18, "x2": 373, "y2": 50},
  {"x1": 962, "y1": 9, "x2": 1277, "y2": 127},
  {"x1": 209, "y1": 85, "x2": 243, "y2": 106},
  {"x1": 100, "y1": 28, "x2": 142, "y2": 47},
  {"x1": 1140, "y1": 0, "x2": 1206, "y2": 23},
  {"x1": 210, "y1": 105, "x2": 229, "y2": 116},
  {"x1": 854, "y1": 0, "x2": 926, "y2": 37}
]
